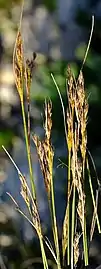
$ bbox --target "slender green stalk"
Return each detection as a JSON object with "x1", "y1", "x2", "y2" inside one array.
[
  {"x1": 71, "y1": 184, "x2": 76, "y2": 269},
  {"x1": 17, "y1": 207, "x2": 48, "y2": 269},
  {"x1": 21, "y1": 101, "x2": 36, "y2": 199},
  {"x1": 39, "y1": 236, "x2": 49, "y2": 269},
  {"x1": 83, "y1": 218, "x2": 88, "y2": 266},
  {"x1": 87, "y1": 158, "x2": 101, "y2": 234},
  {"x1": 67, "y1": 150, "x2": 71, "y2": 265},
  {"x1": 82, "y1": 161, "x2": 88, "y2": 266},
  {"x1": 51, "y1": 179, "x2": 61, "y2": 269}
]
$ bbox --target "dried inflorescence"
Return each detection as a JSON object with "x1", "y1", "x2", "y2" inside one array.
[
  {"x1": 19, "y1": 174, "x2": 30, "y2": 208},
  {"x1": 33, "y1": 101, "x2": 54, "y2": 199},
  {"x1": 25, "y1": 52, "x2": 37, "y2": 101},
  {"x1": 31, "y1": 198, "x2": 42, "y2": 236},
  {"x1": 62, "y1": 66, "x2": 89, "y2": 264},
  {"x1": 13, "y1": 31, "x2": 24, "y2": 102},
  {"x1": 74, "y1": 233, "x2": 81, "y2": 266},
  {"x1": 12, "y1": 20, "x2": 92, "y2": 268}
]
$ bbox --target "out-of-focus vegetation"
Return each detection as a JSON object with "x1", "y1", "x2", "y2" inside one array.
[{"x1": 0, "y1": 0, "x2": 22, "y2": 9}]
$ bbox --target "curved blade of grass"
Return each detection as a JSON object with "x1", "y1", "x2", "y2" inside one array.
[
  {"x1": 44, "y1": 237, "x2": 58, "y2": 264},
  {"x1": 2, "y1": 146, "x2": 33, "y2": 202},
  {"x1": 2, "y1": 145, "x2": 21, "y2": 174},
  {"x1": 80, "y1": 15, "x2": 94, "y2": 71},
  {"x1": 51, "y1": 73, "x2": 67, "y2": 142},
  {"x1": 87, "y1": 148, "x2": 100, "y2": 187}
]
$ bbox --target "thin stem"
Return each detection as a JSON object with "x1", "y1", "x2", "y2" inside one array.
[
  {"x1": 67, "y1": 150, "x2": 71, "y2": 265},
  {"x1": 83, "y1": 218, "x2": 88, "y2": 266},
  {"x1": 81, "y1": 15, "x2": 94, "y2": 71},
  {"x1": 21, "y1": 101, "x2": 36, "y2": 199},
  {"x1": 39, "y1": 236, "x2": 49, "y2": 269},
  {"x1": 51, "y1": 179, "x2": 61, "y2": 269},
  {"x1": 71, "y1": 184, "x2": 76, "y2": 269},
  {"x1": 82, "y1": 160, "x2": 88, "y2": 266},
  {"x1": 87, "y1": 158, "x2": 101, "y2": 234}
]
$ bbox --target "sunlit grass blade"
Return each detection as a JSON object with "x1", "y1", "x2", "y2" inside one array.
[{"x1": 44, "y1": 237, "x2": 58, "y2": 264}]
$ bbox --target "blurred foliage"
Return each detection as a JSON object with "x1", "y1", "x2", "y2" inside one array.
[
  {"x1": 0, "y1": 0, "x2": 22, "y2": 10},
  {"x1": 0, "y1": 130, "x2": 14, "y2": 150},
  {"x1": 43, "y1": 0, "x2": 56, "y2": 12},
  {"x1": 31, "y1": 61, "x2": 65, "y2": 101}
]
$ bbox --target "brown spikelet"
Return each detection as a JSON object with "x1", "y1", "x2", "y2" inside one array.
[
  {"x1": 76, "y1": 71, "x2": 88, "y2": 162},
  {"x1": 77, "y1": 71, "x2": 85, "y2": 108},
  {"x1": 33, "y1": 101, "x2": 54, "y2": 199},
  {"x1": 24, "y1": 53, "x2": 37, "y2": 146},
  {"x1": 67, "y1": 66, "x2": 75, "y2": 111},
  {"x1": 31, "y1": 199, "x2": 42, "y2": 236},
  {"x1": 19, "y1": 173, "x2": 41, "y2": 236},
  {"x1": 44, "y1": 100, "x2": 52, "y2": 141},
  {"x1": 67, "y1": 110, "x2": 73, "y2": 152},
  {"x1": 77, "y1": 197, "x2": 85, "y2": 231},
  {"x1": 74, "y1": 233, "x2": 80, "y2": 265},
  {"x1": 19, "y1": 173, "x2": 30, "y2": 208},
  {"x1": 75, "y1": 71, "x2": 85, "y2": 126},
  {"x1": 13, "y1": 31, "x2": 24, "y2": 102},
  {"x1": 76, "y1": 159, "x2": 85, "y2": 231},
  {"x1": 25, "y1": 52, "x2": 37, "y2": 101},
  {"x1": 80, "y1": 99, "x2": 88, "y2": 161},
  {"x1": 62, "y1": 204, "x2": 68, "y2": 260}
]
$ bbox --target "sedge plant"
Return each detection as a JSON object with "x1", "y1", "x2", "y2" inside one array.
[{"x1": 2, "y1": 4, "x2": 101, "y2": 269}]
